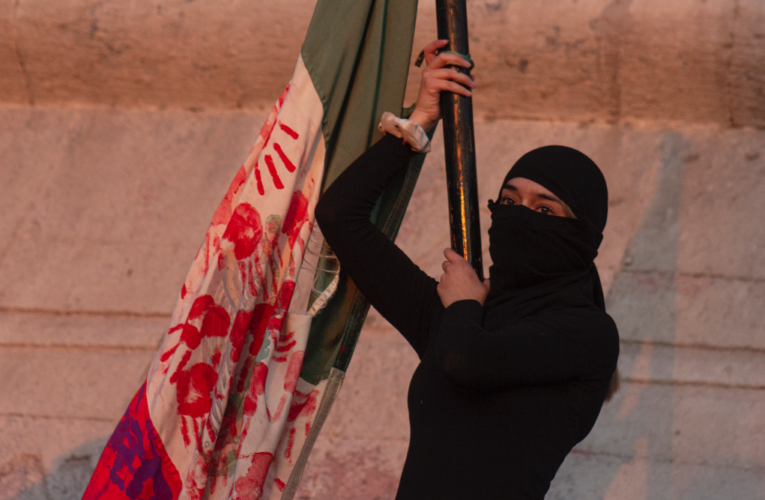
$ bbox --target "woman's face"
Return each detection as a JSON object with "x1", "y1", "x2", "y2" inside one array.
[{"x1": 499, "y1": 177, "x2": 574, "y2": 218}]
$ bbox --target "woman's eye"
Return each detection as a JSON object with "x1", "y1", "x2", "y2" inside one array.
[
  {"x1": 500, "y1": 197, "x2": 515, "y2": 205},
  {"x1": 538, "y1": 206, "x2": 553, "y2": 215}
]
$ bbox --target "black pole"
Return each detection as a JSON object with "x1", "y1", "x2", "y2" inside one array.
[{"x1": 435, "y1": 0, "x2": 483, "y2": 280}]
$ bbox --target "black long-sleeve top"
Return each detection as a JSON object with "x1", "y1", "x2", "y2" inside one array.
[{"x1": 315, "y1": 134, "x2": 619, "y2": 499}]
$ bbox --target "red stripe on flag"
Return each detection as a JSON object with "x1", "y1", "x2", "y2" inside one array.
[
  {"x1": 275, "y1": 477, "x2": 286, "y2": 492},
  {"x1": 264, "y1": 155, "x2": 284, "y2": 189},
  {"x1": 273, "y1": 143, "x2": 297, "y2": 172},
  {"x1": 279, "y1": 122, "x2": 299, "y2": 140},
  {"x1": 275, "y1": 340, "x2": 297, "y2": 352},
  {"x1": 254, "y1": 163, "x2": 265, "y2": 195},
  {"x1": 278, "y1": 84, "x2": 290, "y2": 107}
]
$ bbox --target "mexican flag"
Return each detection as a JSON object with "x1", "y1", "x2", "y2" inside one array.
[{"x1": 83, "y1": 0, "x2": 426, "y2": 499}]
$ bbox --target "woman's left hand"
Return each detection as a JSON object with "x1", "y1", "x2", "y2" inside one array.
[
  {"x1": 437, "y1": 248, "x2": 490, "y2": 308},
  {"x1": 409, "y1": 40, "x2": 475, "y2": 133}
]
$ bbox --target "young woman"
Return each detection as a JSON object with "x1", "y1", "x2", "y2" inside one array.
[{"x1": 315, "y1": 40, "x2": 619, "y2": 500}]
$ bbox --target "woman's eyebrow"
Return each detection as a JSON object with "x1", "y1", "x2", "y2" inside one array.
[
  {"x1": 503, "y1": 184, "x2": 562, "y2": 205},
  {"x1": 534, "y1": 192, "x2": 563, "y2": 204}
]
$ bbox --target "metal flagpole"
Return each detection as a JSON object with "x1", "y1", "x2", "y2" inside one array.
[{"x1": 435, "y1": 0, "x2": 483, "y2": 280}]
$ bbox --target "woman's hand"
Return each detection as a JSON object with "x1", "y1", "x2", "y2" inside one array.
[
  {"x1": 437, "y1": 248, "x2": 490, "y2": 308},
  {"x1": 409, "y1": 40, "x2": 475, "y2": 133}
]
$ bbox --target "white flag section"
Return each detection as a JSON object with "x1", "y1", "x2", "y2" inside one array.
[{"x1": 84, "y1": 56, "x2": 337, "y2": 500}]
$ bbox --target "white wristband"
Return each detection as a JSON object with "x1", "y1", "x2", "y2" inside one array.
[{"x1": 378, "y1": 111, "x2": 432, "y2": 153}]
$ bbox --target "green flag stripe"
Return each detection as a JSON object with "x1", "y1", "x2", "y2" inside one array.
[
  {"x1": 301, "y1": 0, "x2": 418, "y2": 188},
  {"x1": 299, "y1": 0, "x2": 421, "y2": 385}
]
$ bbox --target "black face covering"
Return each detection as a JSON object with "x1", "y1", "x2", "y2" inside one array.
[{"x1": 483, "y1": 145, "x2": 608, "y2": 328}]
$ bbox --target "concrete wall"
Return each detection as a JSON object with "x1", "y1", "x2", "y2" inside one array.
[
  {"x1": 1, "y1": 0, "x2": 764, "y2": 499},
  {"x1": 2, "y1": 0, "x2": 764, "y2": 126}
]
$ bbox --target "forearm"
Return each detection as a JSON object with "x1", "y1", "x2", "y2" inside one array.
[{"x1": 315, "y1": 134, "x2": 442, "y2": 356}]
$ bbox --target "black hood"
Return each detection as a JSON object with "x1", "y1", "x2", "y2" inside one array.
[{"x1": 484, "y1": 145, "x2": 609, "y2": 328}]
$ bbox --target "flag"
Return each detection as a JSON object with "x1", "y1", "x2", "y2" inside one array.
[{"x1": 83, "y1": 1, "x2": 426, "y2": 499}]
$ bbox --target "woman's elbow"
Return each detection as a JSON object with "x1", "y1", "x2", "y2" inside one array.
[
  {"x1": 315, "y1": 196, "x2": 369, "y2": 245},
  {"x1": 314, "y1": 196, "x2": 340, "y2": 233}
]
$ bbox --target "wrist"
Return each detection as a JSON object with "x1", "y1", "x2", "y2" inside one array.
[
  {"x1": 378, "y1": 112, "x2": 432, "y2": 153},
  {"x1": 409, "y1": 110, "x2": 436, "y2": 133}
]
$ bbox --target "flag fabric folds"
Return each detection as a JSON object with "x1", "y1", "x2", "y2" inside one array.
[{"x1": 83, "y1": 1, "x2": 425, "y2": 499}]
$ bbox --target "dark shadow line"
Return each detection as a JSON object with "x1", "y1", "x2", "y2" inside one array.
[
  {"x1": 621, "y1": 268, "x2": 765, "y2": 284},
  {"x1": 623, "y1": 378, "x2": 765, "y2": 391},
  {"x1": 0, "y1": 306, "x2": 172, "y2": 319},
  {"x1": 619, "y1": 339, "x2": 765, "y2": 355},
  {"x1": 0, "y1": 342, "x2": 158, "y2": 352},
  {"x1": 0, "y1": 412, "x2": 116, "y2": 422},
  {"x1": 569, "y1": 447, "x2": 765, "y2": 473}
]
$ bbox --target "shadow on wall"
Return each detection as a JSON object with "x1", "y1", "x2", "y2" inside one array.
[
  {"x1": 546, "y1": 132, "x2": 687, "y2": 499},
  {"x1": 0, "y1": 439, "x2": 106, "y2": 500},
  {"x1": 550, "y1": 129, "x2": 765, "y2": 499},
  {"x1": 605, "y1": 132, "x2": 686, "y2": 499}
]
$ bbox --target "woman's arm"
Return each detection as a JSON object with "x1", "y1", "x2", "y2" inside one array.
[
  {"x1": 315, "y1": 135, "x2": 443, "y2": 357},
  {"x1": 315, "y1": 40, "x2": 476, "y2": 358},
  {"x1": 433, "y1": 300, "x2": 620, "y2": 389}
]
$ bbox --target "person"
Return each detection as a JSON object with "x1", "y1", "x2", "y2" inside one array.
[{"x1": 314, "y1": 39, "x2": 619, "y2": 500}]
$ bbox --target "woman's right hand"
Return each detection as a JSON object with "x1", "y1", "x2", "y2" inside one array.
[{"x1": 409, "y1": 40, "x2": 475, "y2": 133}]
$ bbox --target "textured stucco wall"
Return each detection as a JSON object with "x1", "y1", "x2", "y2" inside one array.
[
  {"x1": 1, "y1": 0, "x2": 764, "y2": 126},
  {"x1": 1, "y1": 107, "x2": 764, "y2": 499}
]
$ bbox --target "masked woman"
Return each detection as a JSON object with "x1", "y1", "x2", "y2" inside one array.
[{"x1": 314, "y1": 40, "x2": 620, "y2": 500}]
